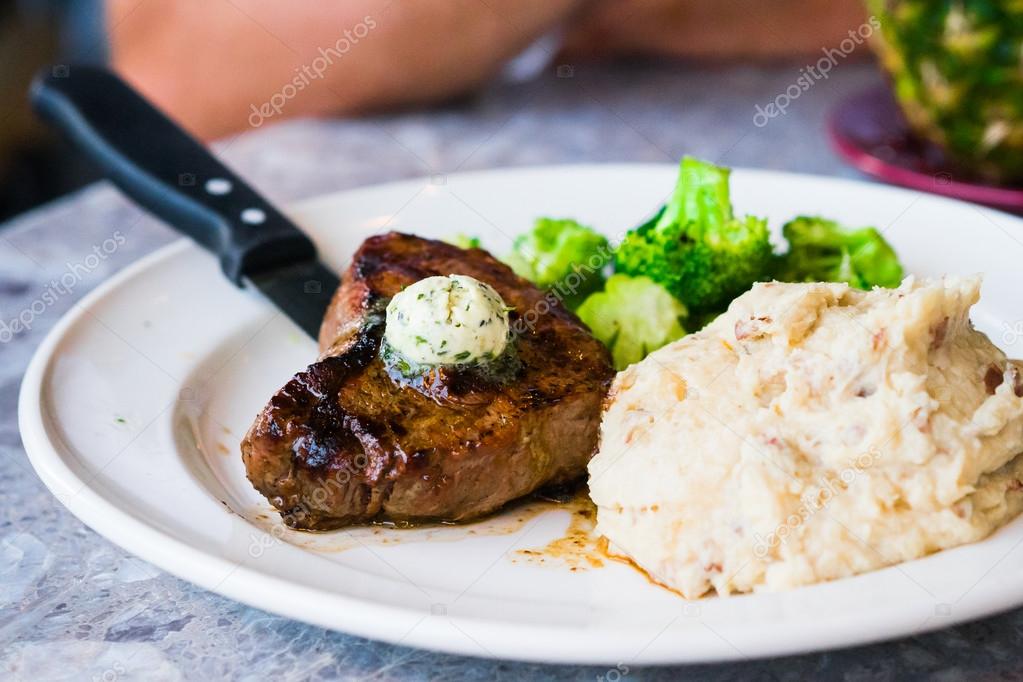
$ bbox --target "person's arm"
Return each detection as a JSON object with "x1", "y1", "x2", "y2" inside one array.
[
  {"x1": 561, "y1": 0, "x2": 870, "y2": 61},
  {"x1": 106, "y1": 0, "x2": 583, "y2": 139}
]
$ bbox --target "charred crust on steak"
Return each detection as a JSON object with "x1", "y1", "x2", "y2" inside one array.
[{"x1": 241, "y1": 232, "x2": 614, "y2": 530}]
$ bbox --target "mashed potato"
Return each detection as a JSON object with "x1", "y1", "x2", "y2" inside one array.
[{"x1": 589, "y1": 277, "x2": 1023, "y2": 597}]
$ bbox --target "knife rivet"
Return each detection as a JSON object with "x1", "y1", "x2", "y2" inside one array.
[
  {"x1": 205, "y1": 178, "x2": 233, "y2": 195},
  {"x1": 241, "y1": 208, "x2": 266, "y2": 225}
]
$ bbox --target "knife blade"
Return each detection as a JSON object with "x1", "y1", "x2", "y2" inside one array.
[{"x1": 29, "y1": 65, "x2": 339, "y2": 339}]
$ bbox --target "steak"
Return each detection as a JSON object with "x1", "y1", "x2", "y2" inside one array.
[{"x1": 241, "y1": 232, "x2": 614, "y2": 530}]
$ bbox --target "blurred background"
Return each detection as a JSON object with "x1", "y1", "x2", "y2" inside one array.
[
  {"x1": 2, "y1": 1, "x2": 1020, "y2": 222},
  {"x1": 0, "y1": 0, "x2": 105, "y2": 221},
  {"x1": 0, "y1": 0, "x2": 878, "y2": 224}
]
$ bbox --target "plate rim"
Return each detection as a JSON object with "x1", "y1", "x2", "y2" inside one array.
[{"x1": 17, "y1": 162, "x2": 1023, "y2": 665}]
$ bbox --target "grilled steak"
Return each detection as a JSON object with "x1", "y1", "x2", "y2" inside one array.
[{"x1": 241, "y1": 232, "x2": 614, "y2": 530}]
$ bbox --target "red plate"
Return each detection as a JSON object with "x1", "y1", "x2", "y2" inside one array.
[{"x1": 828, "y1": 85, "x2": 1023, "y2": 214}]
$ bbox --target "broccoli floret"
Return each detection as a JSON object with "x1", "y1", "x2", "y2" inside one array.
[
  {"x1": 775, "y1": 216, "x2": 904, "y2": 289},
  {"x1": 503, "y1": 217, "x2": 610, "y2": 309},
  {"x1": 445, "y1": 233, "x2": 483, "y2": 249},
  {"x1": 614, "y1": 157, "x2": 773, "y2": 314},
  {"x1": 576, "y1": 274, "x2": 687, "y2": 370}
]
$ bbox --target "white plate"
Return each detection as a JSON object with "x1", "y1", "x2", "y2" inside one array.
[{"x1": 19, "y1": 164, "x2": 1023, "y2": 665}]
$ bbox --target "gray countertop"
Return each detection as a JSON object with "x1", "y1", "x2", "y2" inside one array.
[{"x1": 3, "y1": 61, "x2": 1022, "y2": 681}]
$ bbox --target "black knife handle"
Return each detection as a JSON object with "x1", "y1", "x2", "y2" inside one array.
[{"x1": 30, "y1": 65, "x2": 316, "y2": 285}]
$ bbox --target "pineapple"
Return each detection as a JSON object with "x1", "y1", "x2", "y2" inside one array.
[{"x1": 866, "y1": 0, "x2": 1023, "y2": 183}]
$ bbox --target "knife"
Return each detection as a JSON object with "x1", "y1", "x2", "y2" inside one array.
[{"x1": 29, "y1": 65, "x2": 339, "y2": 339}]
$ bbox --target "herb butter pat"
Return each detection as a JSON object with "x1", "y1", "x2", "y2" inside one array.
[{"x1": 384, "y1": 274, "x2": 511, "y2": 366}]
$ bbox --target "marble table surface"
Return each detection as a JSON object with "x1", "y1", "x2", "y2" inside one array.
[{"x1": 4, "y1": 61, "x2": 1023, "y2": 681}]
